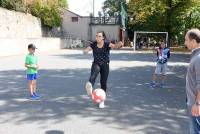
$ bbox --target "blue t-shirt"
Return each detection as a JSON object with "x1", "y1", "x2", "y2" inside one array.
[{"x1": 90, "y1": 41, "x2": 111, "y2": 65}]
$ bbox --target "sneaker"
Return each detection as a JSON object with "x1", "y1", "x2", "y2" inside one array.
[
  {"x1": 30, "y1": 94, "x2": 39, "y2": 100},
  {"x1": 85, "y1": 82, "x2": 92, "y2": 96},
  {"x1": 33, "y1": 92, "x2": 41, "y2": 98},
  {"x1": 159, "y1": 83, "x2": 165, "y2": 88},
  {"x1": 99, "y1": 101, "x2": 105, "y2": 109},
  {"x1": 150, "y1": 82, "x2": 156, "y2": 88}
]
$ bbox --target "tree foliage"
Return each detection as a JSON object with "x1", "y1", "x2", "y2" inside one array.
[
  {"x1": 103, "y1": 0, "x2": 119, "y2": 16},
  {"x1": 127, "y1": 0, "x2": 200, "y2": 45},
  {"x1": 103, "y1": 0, "x2": 127, "y2": 16}
]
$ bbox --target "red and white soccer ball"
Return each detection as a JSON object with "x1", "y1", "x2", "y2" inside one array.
[{"x1": 92, "y1": 88, "x2": 106, "y2": 103}]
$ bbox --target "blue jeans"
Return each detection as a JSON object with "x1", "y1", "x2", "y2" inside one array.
[{"x1": 188, "y1": 105, "x2": 200, "y2": 134}]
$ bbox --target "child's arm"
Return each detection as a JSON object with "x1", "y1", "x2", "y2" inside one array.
[
  {"x1": 167, "y1": 49, "x2": 170, "y2": 59},
  {"x1": 157, "y1": 48, "x2": 162, "y2": 56},
  {"x1": 25, "y1": 64, "x2": 38, "y2": 69},
  {"x1": 157, "y1": 49, "x2": 159, "y2": 57},
  {"x1": 25, "y1": 56, "x2": 34, "y2": 69}
]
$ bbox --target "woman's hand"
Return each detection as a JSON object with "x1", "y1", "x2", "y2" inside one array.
[
  {"x1": 83, "y1": 46, "x2": 92, "y2": 54},
  {"x1": 192, "y1": 104, "x2": 200, "y2": 116}
]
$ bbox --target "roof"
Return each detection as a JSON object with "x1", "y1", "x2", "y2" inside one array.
[{"x1": 66, "y1": 10, "x2": 90, "y2": 18}]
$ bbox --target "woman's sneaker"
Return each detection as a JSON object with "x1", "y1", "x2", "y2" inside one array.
[
  {"x1": 85, "y1": 82, "x2": 92, "y2": 96},
  {"x1": 99, "y1": 101, "x2": 105, "y2": 109}
]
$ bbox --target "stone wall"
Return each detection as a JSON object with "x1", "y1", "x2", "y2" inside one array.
[
  {"x1": 0, "y1": 7, "x2": 42, "y2": 38},
  {"x1": 0, "y1": 38, "x2": 63, "y2": 56},
  {"x1": 0, "y1": 8, "x2": 65, "y2": 56}
]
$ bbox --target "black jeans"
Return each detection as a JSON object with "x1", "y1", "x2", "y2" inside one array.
[{"x1": 89, "y1": 63, "x2": 109, "y2": 92}]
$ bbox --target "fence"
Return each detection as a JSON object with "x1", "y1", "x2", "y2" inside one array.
[{"x1": 61, "y1": 38, "x2": 85, "y2": 49}]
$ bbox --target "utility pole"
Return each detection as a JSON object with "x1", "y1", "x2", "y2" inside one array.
[{"x1": 93, "y1": 0, "x2": 95, "y2": 16}]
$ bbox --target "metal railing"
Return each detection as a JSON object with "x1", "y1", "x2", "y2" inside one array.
[
  {"x1": 62, "y1": 38, "x2": 84, "y2": 49},
  {"x1": 90, "y1": 17, "x2": 120, "y2": 25}
]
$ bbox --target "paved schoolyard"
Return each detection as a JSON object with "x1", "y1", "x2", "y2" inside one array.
[{"x1": 0, "y1": 49, "x2": 190, "y2": 134}]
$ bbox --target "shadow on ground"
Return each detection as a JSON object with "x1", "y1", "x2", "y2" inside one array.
[
  {"x1": 45, "y1": 130, "x2": 64, "y2": 134},
  {"x1": 51, "y1": 51, "x2": 190, "y2": 63},
  {"x1": 0, "y1": 60, "x2": 189, "y2": 134}
]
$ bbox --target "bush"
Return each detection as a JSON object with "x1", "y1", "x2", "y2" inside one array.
[
  {"x1": 31, "y1": 1, "x2": 63, "y2": 27},
  {"x1": 0, "y1": 0, "x2": 26, "y2": 12}
]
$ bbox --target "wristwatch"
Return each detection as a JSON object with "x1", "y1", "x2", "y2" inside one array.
[{"x1": 195, "y1": 102, "x2": 200, "y2": 106}]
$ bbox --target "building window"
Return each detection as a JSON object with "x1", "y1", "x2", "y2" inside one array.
[{"x1": 71, "y1": 17, "x2": 78, "y2": 22}]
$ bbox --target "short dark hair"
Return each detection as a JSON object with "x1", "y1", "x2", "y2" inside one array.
[
  {"x1": 97, "y1": 31, "x2": 106, "y2": 40},
  {"x1": 188, "y1": 31, "x2": 200, "y2": 43},
  {"x1": 160, "y1": 40, "x2": 165, "y2": 43},
  {"x1": 28, "y1": 44, "x2": 36, "y2": 49}
]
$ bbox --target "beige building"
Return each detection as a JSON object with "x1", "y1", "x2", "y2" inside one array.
[{"x1": 62, "y1": 10, "x2": 122, "y2": 41}]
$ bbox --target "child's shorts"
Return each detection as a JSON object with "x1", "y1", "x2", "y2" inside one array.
[
  {"x1": 27, "y1": 73, "x2": 37, "y2": 80},
  {"x1": 154, "y1": 63, "x2": 167, "y2": 75}
]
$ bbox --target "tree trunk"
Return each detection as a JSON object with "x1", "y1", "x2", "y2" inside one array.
[{"x1": 166, "y1": 0, "x2": 173, "y2": 47}]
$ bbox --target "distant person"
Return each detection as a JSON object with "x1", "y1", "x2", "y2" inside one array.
[
  {"x1": 150, "y1": 41, "x2": 170, "y2": 88},
  {"x1": 184, "y1": 29, "x2": 200, "y2": 134},
  {"x1": 25, "y1": 44, "x2": 40, "y2": 100},
  {"x1": 83, "y1": 31, "x2": 123, "y2": 108},
  {"x1": 139, "y1": 41, "x2": 143, "y2": 49}
]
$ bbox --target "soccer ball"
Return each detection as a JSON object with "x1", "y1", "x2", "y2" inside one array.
[{"x1": 92, "y1": 88, "x2": 106, "y2": 103}]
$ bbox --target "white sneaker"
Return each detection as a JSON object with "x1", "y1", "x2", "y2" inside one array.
[
  {"x1": 99, "y1": 101, "x2": 105, "y2": 109},
  {"x1": 85, "y1": 82, "x2": 92, "y2": 96}
]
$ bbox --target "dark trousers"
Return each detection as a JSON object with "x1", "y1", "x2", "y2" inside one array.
[
  {"x1": 192, "y1": 116, "x2": 200, "y2": 134},
  {"x1": 89, "y1": 63, "x2": 109, "y2": 92}
]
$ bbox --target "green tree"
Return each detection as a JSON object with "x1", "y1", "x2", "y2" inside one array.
[
  {"x1": 127, "y1": 0, "x2": 200, "y2": 46},
  {"x1": 103, "y1": 0, "x2": 119, "y2": 16},
  {"x1": 103, "y1": 0, "x2": 127, "y2": 16},
  {"x1": 184, "y1": 6, "x2": 200, "y2": 29},
  {"x1": 31, "y1": 0, "x2": 67, "y2": 27},
  {"x1": 31, "y1": 0, "x2": 68, "y2": 27}
]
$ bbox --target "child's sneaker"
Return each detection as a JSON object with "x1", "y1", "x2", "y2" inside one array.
[
  {"x1": 150, "y1": 82, "x2": 156, "y2": 88},
  {"x1": 99, "y1": 101, "x2": 105, "y2": 109},
  {"x1": 33, "y1": 92, "x2": 41, "y2": 98},
  {"x1": 30, "y1": 94, "x2": 39, "y2": 100},
  {"x1": 159, "y1": 83, "x2": 165, "y2": 88},
  {"x1": 85, "y1": 82, "x2": 92, "y2": 96}
]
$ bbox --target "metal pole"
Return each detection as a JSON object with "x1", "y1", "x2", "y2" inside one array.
[
  {"x1": 166, "y1": 32, "x2": 168, "y2": 47},
  {"x1": 133, "y1": 32, "x2": 136, "y2": 51},
  {"x1": 93, "y1": 0, "x2": 95, "y2": 16}
]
